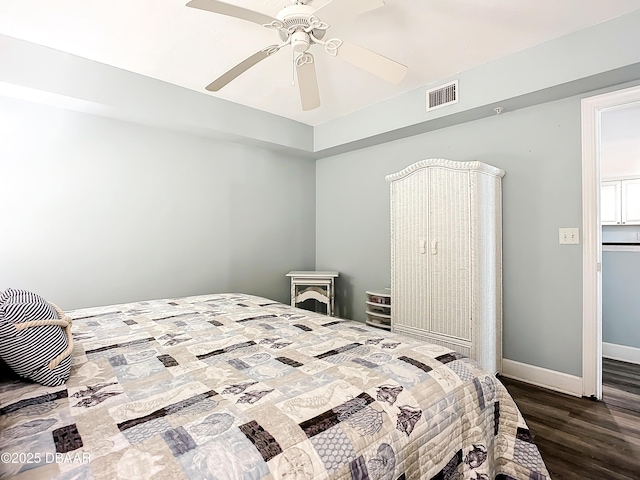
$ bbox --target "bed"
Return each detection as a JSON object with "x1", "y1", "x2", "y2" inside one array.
[{"x1": 0, "y1": 293, "x2": 549, "y2": 480}]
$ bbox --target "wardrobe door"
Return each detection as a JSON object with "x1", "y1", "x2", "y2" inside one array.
[
  {"x1": 427, "y1": 167, "x2": 472, "y2": 342},
  {"x1": 391, "y1": 169, "x2": 429, "y2": 332}
]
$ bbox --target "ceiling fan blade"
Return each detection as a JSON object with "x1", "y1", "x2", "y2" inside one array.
[
  {"x1": 296, "y1": 54, "x2": 321, "y2": 111},
  {"x1": 186, "y1": 0, "x2": 277, "y2": 26},
  {"x1": 313, "y1": 0, "x2": 384, "y2": 23},
  {"x1": 336, "y1": 41, "x2": 407, "y2": 84},
  {"x1": 206, "y1": 47, "x2": 279, "y2": 91}
]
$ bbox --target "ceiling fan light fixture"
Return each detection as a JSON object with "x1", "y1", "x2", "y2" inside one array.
[{"x1": 291, "y1": 31, "x2": 311, "y2": 52}]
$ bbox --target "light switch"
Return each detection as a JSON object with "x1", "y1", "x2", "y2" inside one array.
[{"x1": 559, "y1": 227, "x2": 580, "y2": 245}]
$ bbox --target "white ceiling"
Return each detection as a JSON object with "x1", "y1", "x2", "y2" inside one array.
[{"x1": 1, "y1": 0, "x2": 640, "y2": 126}]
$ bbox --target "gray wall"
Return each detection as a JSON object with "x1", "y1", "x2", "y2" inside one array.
[
  {"x1": 0, "y1": 34, "x2": 313, "y2": 153},
  {"x1": 314, "y1": 9, "x2": 640, "y2": 152},
  {"x1": 602, "y1": 250, "x2": 640, "y2": 349},
  {"x1": 0, "y1": 96, "x2": 316, "y2": 310},
  {"x1": 316, "y1": 94, "x2": 586, "y2": 377}
]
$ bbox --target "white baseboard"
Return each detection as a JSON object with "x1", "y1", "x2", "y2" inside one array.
[
  {"x1": 603, "y1": 342, "x2": 640, "y2": 365},
  {"x1": 501, "y1": 359, "x2": 583, "y2": 397}
]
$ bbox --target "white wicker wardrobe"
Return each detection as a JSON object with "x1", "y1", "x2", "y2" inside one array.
[{"x1": 386, "y1": 159, "x2": 504, "y2": 374}]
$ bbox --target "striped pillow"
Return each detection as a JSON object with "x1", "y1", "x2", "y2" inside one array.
[{"x1": 0, "y1": 288, "x2": 72, "y2": 386}]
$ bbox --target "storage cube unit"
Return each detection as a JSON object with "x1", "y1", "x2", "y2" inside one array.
[{"x1": 365, "y1": 289, "x2": 391, "y2": 330}]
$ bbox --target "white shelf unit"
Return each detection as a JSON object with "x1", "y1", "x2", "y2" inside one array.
[{"x1": 365, "y1": 289, "x2": 391, "y2": 330}]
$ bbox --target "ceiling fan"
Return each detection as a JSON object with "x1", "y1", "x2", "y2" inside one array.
[{"x1": 186, "y1": 0, "x2": 408, "y2": 111}]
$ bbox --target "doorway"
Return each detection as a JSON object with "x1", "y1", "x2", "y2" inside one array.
[{"x1": 581, "y1": 84, "x2": 640, "y2": 400}]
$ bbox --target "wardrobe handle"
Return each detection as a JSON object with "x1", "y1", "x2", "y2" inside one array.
[
  {"x1": 431, "y1": 240, "x2": 438, "y2": 255},
  {"x1": 420, "y1": 239, "x2": 426, "y2": 254}
]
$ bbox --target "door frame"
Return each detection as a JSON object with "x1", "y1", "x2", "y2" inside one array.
[{"x1": 581, "y1": 84, "x2": 640, "y2": 399}]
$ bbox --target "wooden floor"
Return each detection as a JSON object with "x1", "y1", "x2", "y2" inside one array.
[{"x1": 500, "y1": 358, "x2": 640, "y2": 480}]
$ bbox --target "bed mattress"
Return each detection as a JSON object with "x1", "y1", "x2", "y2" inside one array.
[{"x1": 0, "y1": 293, "x2": 549, "y2": 479}]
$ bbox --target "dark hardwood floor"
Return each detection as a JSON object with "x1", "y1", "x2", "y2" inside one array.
[{"x1": 500, "y1": 359, "x2": 640, "y2": 480}]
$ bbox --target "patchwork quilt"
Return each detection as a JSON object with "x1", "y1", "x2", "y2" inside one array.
[{"x1": 0, "y1": 293, "x2": 549, "y2": 480}]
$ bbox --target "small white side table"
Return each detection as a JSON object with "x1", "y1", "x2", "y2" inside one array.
[{"x1": 286, "y1": 271, "x2": 339, "y2": 316}]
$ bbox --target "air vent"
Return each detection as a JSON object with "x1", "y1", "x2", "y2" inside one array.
[{"x1": 426, "y1": 80, "x2": 459, "y2": 111}]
